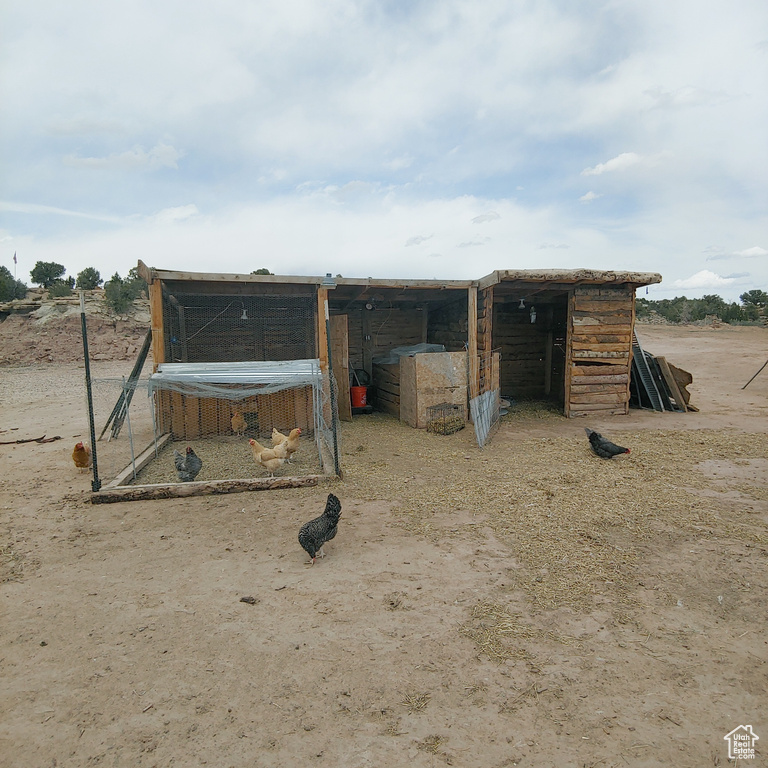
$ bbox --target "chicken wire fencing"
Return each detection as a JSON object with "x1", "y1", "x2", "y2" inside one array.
[
  {"x1": 160, "y1": 290, "x2": 317, "y2": 364},
  {"x1": 87, "y1": 360, "x2": 342, "y2": 490},
  {"x1": 469, "y1": 348, "x2": 502, "y2": 448}
]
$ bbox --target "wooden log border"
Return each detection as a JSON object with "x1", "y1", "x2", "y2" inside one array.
[{"x1": 92, "y1": 474, "x2": 326, "y2": 504}]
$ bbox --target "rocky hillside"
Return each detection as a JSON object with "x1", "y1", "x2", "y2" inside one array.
[{"x1": 0, "y1": 290, "x2": 151, "y2": 366}]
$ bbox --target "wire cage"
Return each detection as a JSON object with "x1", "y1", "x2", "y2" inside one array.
[
  {"x1": 426, "y1": 402, "x2": 466, "y2": 435},
  {"x1": 88, "y1": 361, "x2": 341, "y2": 490},
  {"x1": 83, "y1": 287, "x2": 343, "y2": 491}
]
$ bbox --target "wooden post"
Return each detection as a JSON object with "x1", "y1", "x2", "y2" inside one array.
[
  {"x1": 564, "y1": 292, "x2": 575, "y2": 417},
  {"x1": 149, "y1": 279, "x2": 165, "y2": 371},
  {"x1": 317, "y1": 288, "x2": 328, "y2": 372},
  {"x1": 467, "y1": 286, "x2": 479, "y2": 401},
  {"x1": 482, "y1": 286, "x2": 494, "y2": 355}
]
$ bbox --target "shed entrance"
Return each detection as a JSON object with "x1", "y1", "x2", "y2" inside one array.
[{"x1": 493, "y1": 292, "x2": 568, "y2": 407}]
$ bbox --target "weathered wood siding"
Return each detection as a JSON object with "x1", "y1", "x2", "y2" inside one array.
[
  {"x1": 566, "y1": 286, "x2": 634, "y2": 417},
  {"x1": 372, "y1": 363, "x2": 400, "y2": 416},
  {"x1": 427, "y1": 298, "x2": 468, "y2": 351},
  {"x1": 163, "y1": 389, "x2": 314, "y2": 441}
]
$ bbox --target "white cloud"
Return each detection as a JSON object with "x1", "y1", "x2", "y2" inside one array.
[
  {"x1": 579, "y1": 191, "x2": 602, "y2": 203},
  {"x1": 735, "y1": 246, "x2": 768, "y2": 259},
  {"x1": 581, "y1": 153, "x2": 642, "y2": 177},
  {"x1": 471, "y1": 211, "x2": 501, "y2": 224},
  {"x1": 62, "y1": 143, "x2": 182, "y2": 170},
  {"x1": 405, "y1": 235, "x2": 433, "y2": 246},
  {"x1": 672, "y1": 270, "x2": 737, "y2": 290},
  {"x1": 149, "y1": 205, "x2": 199, "y2": 225}
]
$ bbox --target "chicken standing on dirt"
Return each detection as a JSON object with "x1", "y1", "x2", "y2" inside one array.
[
  {"x1": 298, "y1": 493, "x2": 342, "y2": 565},
  {"x1": 174, "y1": 446, "x2": 203, "y2": 481},
  {"x1": 584, "y1": 428, "x2": 630, "y2": 459},
  {"x1": 231, "y1": 409, "x2": 247, "y2": 436},
  {"x1": 271, "y1": 427, "x2": 301, "y2": 463},
  {"x1": 72, "y1": 442, "x2": 92, "y2": 473},
  {"x1": 248, "y1": 438, "x2": 286, "y2": 476}
]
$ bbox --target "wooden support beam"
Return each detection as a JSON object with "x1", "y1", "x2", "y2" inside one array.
[
  {"x1": 149, "y1": 279, "x2": 165, "y2": 372},
  {"x1": 467, "y1": 286, "x2": 479, "y2": 400},
  {"x1": 317, "y1": 288, "x2": 328, "y2": 372}
]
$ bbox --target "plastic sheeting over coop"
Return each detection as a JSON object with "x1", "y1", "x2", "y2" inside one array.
[
  {"x1": 89, "y1": 359, "x2": 341, "y2": 498},
  {"x1": 145, "y1": 359, "x2": 341, "y2": 479}
]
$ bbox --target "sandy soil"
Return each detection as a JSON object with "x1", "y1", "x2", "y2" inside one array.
[{"x1": 1, "y1": 322, "x2": 766, "y2": 767}]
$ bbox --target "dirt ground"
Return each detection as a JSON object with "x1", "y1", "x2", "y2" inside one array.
[{"x1": 1, "y1": 322, "x2": 766, "y2": 767}]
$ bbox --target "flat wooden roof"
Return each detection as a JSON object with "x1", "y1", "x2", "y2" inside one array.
[
  {"x1": 138, "y1": 261, "x2": 662, "y2": 291},
  {"x1": 477, "y1": 269, "x2": 662, "y2": 290}
]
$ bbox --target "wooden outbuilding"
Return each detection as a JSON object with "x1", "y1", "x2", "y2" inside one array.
[{"x1": 137, "y1": 262, "x2": 660, "y2": 425}]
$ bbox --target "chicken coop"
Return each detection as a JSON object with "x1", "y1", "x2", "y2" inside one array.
[
  {"x1": 86, "y1": 265, "x2": 342, "y2": 501},
  {"x1": 84, "y1": 264, "x2": 662, "y2": 500}
]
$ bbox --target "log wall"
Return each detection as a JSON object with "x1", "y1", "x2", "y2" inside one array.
[
  {"x1": 427, "y1": 298, "x2": 468, "y2": 351},
  {"x1": 565, "y1": 286, "x2": 634, "y2": 417}
]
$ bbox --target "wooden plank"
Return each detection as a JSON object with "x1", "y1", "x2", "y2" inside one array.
[
  {"x1": 468, "y1": 286, "x2": 477, "y2": 402},
  {"x1": 572, "y1": 350, "x2": 629, "y2": 359},
  {"x1": 656, "y1": 356, "x2": 688, "y2": 412},
  {"x1": 183, "y1": 395, "x2": 202, "y2": 440},
  {"x1": 572, "y1": 365, "x2": 628, "y2": 376},
  {"x1": 317, "y1": 288, "x2": 328, "y2": 373},
  {"x1": 199, "y1": 397, "x2": 219, "y2": 435},
  {"x1": 330, "y1": 314, "x2": 352, "y2": 421},
  {"x1": 571, "y1": 341, "x2": 631, "y2": 352},
  {"x1": 570, "y1": 392, "x2": 628, "y2": 405},
  {"x1": 170, "y1": 391, "x2": 185, "y2": 439},
  {"x1": 572, "y1": 314, "x2": 632, "y2": 325},
  {"x1": 569, "y1": 374, "x2": 628, "y2": 385},
  {"x1": 569, "y1": 406, "x2": 629, "y2": 417},
  {"x1": 149, "y1": 279, "x2": 165, "y2": 372},
  {"x1": 570, "y1": 331, "x2": 632, "y2": 343},
  {"x1": 572, "y1": 299, "x2": 633, "y2": 312},
  {"x1": 92, "y1": 475, "x2": 324, "y2": 503},
  {"x1": 570, "y1": 383, "x2": 628, "y2": 395},
  {"x1": 564, "y1": 292, "x2": 575, "y2": 417}
]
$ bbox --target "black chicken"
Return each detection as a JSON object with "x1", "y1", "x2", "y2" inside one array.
[
  {"x1": 584, "y1": 428, "x2": 630, "y2": 459},
  {"x1": 174, "y1": 446, "x2": 203, "y2": 481},
  {"x1": 298, "y1": 493, "x2": 342, "y2": 565}
]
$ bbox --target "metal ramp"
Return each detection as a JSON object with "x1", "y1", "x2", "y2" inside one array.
[{"x1": 632, "y1": 331, "x2": 665, "y2": 411}]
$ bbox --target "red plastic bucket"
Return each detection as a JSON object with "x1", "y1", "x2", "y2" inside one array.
[{"x1": 350, "y1": 386, "x2": 368, "y2": 407}]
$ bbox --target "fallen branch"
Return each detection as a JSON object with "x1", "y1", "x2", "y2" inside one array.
[{"x1": 0, "y1": 434, "x2": 62, "y2": 446}]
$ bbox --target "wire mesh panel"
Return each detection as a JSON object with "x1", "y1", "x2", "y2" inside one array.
[
  {"x1": 161, "y1": 291, "x2": 316, "y2": 363},
  {"x1": 470, "y1": 348, "x2": 501, "y2": 448},
  {"x1": 87, "y1": 360, "x2": 341, "y2": 489}
]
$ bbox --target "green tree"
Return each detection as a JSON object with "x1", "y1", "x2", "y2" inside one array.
[
  {"x1": 0, "y1": 266, "x2": 27, "y2": 301},
  {"x1": 30, "y1": 261, "x2": 66, "y2": 288},
  {"x1": 740, "y1": 289, "x2": 768, "y2": 309},
  {"x1": 76, "y1": 267, "x2": 103, "y2": 290},
  {"x1": 104, "y1": 271, "x2": 146, "y2": 314},
  {"x1": 251, "y1": 268, "x2": 273, "y2": 275},
  {"x1": 48, "y1": 277, "x2": 75, "y2": 297}
]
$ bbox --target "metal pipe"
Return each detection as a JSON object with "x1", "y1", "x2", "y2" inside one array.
[
  {"x1": 324, "y1": 297, "x2": 341, "y2": 476},
  {"x1": 80, "y1": 291, "x2": 102, "y2": 491}
]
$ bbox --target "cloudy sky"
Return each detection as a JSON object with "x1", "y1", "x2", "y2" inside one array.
[{"x1": 1, "y1": 0, "x2": 766, "y2": 301}]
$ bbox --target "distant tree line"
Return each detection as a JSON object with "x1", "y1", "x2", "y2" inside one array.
[
  {"x1": 637, "y1": 290, "x2": 768, "y2": 324},
  {"x1": 0, "y1": 260, "x2": 147, "y2": 314}
]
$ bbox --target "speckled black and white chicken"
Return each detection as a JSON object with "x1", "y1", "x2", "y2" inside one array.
[
  {"x1": 298, "y1": 493, "x2": 342, "y2": 565},
  {"x1": 174, "y1": 446, "x2": 202, "y2": 481}
]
